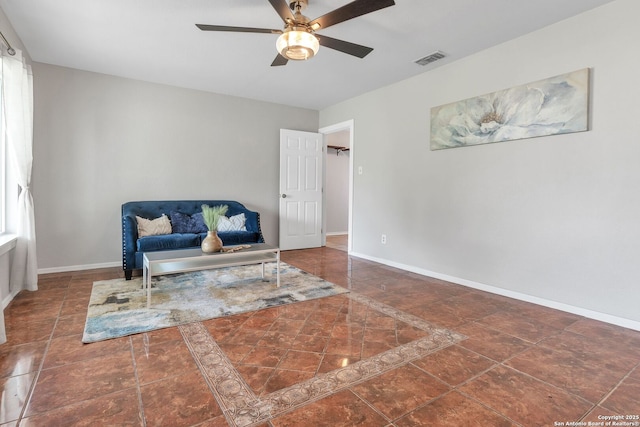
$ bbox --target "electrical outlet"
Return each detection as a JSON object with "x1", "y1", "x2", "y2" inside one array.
[{"x1": 381, "y1": 234, "x2": 387, "y2": 244}]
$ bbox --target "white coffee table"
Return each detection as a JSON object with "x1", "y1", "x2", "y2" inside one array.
[{"x1": 142, "y1": 244, "x2": 280, "y2": 308}]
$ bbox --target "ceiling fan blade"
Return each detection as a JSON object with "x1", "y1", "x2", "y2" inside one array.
[
  {"x1": 316, "y1": 35, "x2": 373, "y2": 58},
  {"x1": 268, "y1": 0, "x2": 296, "y2": 24},
  {"x1": 309, "y1": 0, "x2": 395, "y2": 30},
  {"x1": 271, "y1": 54, "x2": 289, "y2": 66},
  {"x1": 196, "y1": 24, "x2": 282, "y2": 34}
]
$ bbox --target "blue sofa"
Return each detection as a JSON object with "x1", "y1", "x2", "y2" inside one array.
[{"x1": 121, "y1": 200, "x2": 265, "y2": 280}]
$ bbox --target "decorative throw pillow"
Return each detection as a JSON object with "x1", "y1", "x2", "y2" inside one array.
[
  {"x1": 217, "y1": 213, "x2": 247, "y2": 232},
  {"x1": 136, "y1": 214, "x2": 172, "y2": 237},
  {"x1": 169, "y1": 211, "x2": 208, "y2": 234}
]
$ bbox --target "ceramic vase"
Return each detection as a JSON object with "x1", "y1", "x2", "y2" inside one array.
[{"x1": 201, "y1": 230, "x2": 223, "y2": 253}]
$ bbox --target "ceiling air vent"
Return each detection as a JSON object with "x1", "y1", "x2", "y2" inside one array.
[{"x1": 414, "y1": 51, "x2": 445, "y2": 66}]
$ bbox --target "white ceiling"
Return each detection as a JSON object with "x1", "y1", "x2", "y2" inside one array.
[{"x1": 0, "y1": 0, "x2": 615, "y2": 110}]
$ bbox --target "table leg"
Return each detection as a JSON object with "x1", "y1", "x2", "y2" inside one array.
[
  {"x1": 142, "y1": 263, "x2": 147, "y2": 290},
  {"x1": 142, "y1": 259, "x2": 151, "y2": 308},
  {"x1": 145, "y1": 266, "x2": 151, "y2": 309},
  {"x1": 276, "y1": 250, "x2": 280, "y2": 287}
]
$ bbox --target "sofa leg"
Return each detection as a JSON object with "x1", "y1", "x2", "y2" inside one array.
[{"x1": 125, "y1": 269, "x2": 132, "y2": 280}]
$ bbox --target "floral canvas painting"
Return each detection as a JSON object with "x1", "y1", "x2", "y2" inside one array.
[{"x1": 430, "y1": 68, "x2": 589, "y2": 150}]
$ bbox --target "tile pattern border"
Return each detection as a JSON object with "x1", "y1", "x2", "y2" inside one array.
[{"x1": 180, "y1": 292, "x2": 466, "y2": 427}]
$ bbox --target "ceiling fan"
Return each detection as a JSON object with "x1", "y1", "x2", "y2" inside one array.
[{"x1": 196, "y1": 0, "x2": 396, "y2": 66}]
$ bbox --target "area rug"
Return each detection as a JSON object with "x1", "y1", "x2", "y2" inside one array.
[{"x1": 82, "y1": 262, "x2": 348, "y2": 343}]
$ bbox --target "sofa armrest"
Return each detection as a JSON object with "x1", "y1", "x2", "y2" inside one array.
[
  {"x1": 244, "y1": 210, "x2": 265, "y2": 243},
  {"x1": 121, "y1": 212, "x2": 138, "y2": 273}
]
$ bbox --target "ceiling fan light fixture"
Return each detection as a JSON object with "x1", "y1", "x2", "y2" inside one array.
[{"x1": 276, "y1": 29, "x2": 319, "y2": 60}]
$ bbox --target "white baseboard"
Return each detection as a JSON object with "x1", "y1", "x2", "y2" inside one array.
[
  {"x1": 326, "y1": 232, "x2": 348, "y2": 236},
  {"x1": 38, "y1": 261, "x2": 121, "y2": 275},
  {"x1": 2, "y1": 289, "x2": 19, "y2": 310},
  {"x1": 349, "y1": 251, "x2": 640, "y2": 332}
]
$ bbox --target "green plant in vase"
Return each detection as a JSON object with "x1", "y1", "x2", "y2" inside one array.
[{"x1": 201, "y1": 204, "x2": 228, "y2": 253}]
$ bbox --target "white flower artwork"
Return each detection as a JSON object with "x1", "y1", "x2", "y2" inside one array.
[{"x1": 430, "y1": 68, "x2": 589, "y2": 150}]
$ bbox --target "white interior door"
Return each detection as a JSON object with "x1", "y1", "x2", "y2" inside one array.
[{"x1": 279, "y1": 129, "x2": 323, "y2": 250}]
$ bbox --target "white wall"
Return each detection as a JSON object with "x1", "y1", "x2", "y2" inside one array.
[
  {"x1": 32, "y1": 64, "x2": 319, "y2": 270},
  {"x1": 319, "y1": 0, "x2": 640, "y2": 327},
  {"x1": 325, "y1": 130, "x2": 349, "y2": 234}
]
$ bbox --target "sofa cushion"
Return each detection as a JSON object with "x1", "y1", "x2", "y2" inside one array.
[
  {"x1": 169, "y1": 211, "x2": 208, "y2": 234},
  {"x1": 137, "y1": 233, "x2": 200, "y2": 252},
  {"x1": 136, "y1": 214, "x2": 172, "y2": 237},
  {"x1": 217, "y1": 213, "x2": 247, "y2": 232}
]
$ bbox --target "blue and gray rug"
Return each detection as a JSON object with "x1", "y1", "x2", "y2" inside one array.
[{"x1": 82, "y1": 262, "x2": 348, "y2": 343}]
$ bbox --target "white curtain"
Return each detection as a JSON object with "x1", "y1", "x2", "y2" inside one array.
[{"x1": 0, "y1": 48, "x2": 37, "y2": 345}]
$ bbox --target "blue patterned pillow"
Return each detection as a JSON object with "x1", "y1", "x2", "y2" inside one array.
[{"x1": 169, "y1": 211, "x2": 208, "y2": 234}]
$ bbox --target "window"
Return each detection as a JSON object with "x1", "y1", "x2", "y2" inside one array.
[
  {"x1": 0, "y1": 57, "x2": 26, "y2": 239},
  {"x1": 0, "y1": 69, "x2": 14, "y2": 237}
]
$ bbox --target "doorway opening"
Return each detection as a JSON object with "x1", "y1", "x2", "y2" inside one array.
[{"x1": 319, "y1": 120, "x2": 354, "y2": 253}]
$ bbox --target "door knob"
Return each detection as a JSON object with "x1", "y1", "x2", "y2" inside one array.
[{"x1": 281, "y1": 194, "x2": 287, "y2": 198}]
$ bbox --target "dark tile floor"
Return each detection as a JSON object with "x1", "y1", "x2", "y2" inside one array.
[{"x1": 2, "y1": 237, "x2": 640, "y2": 426}]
